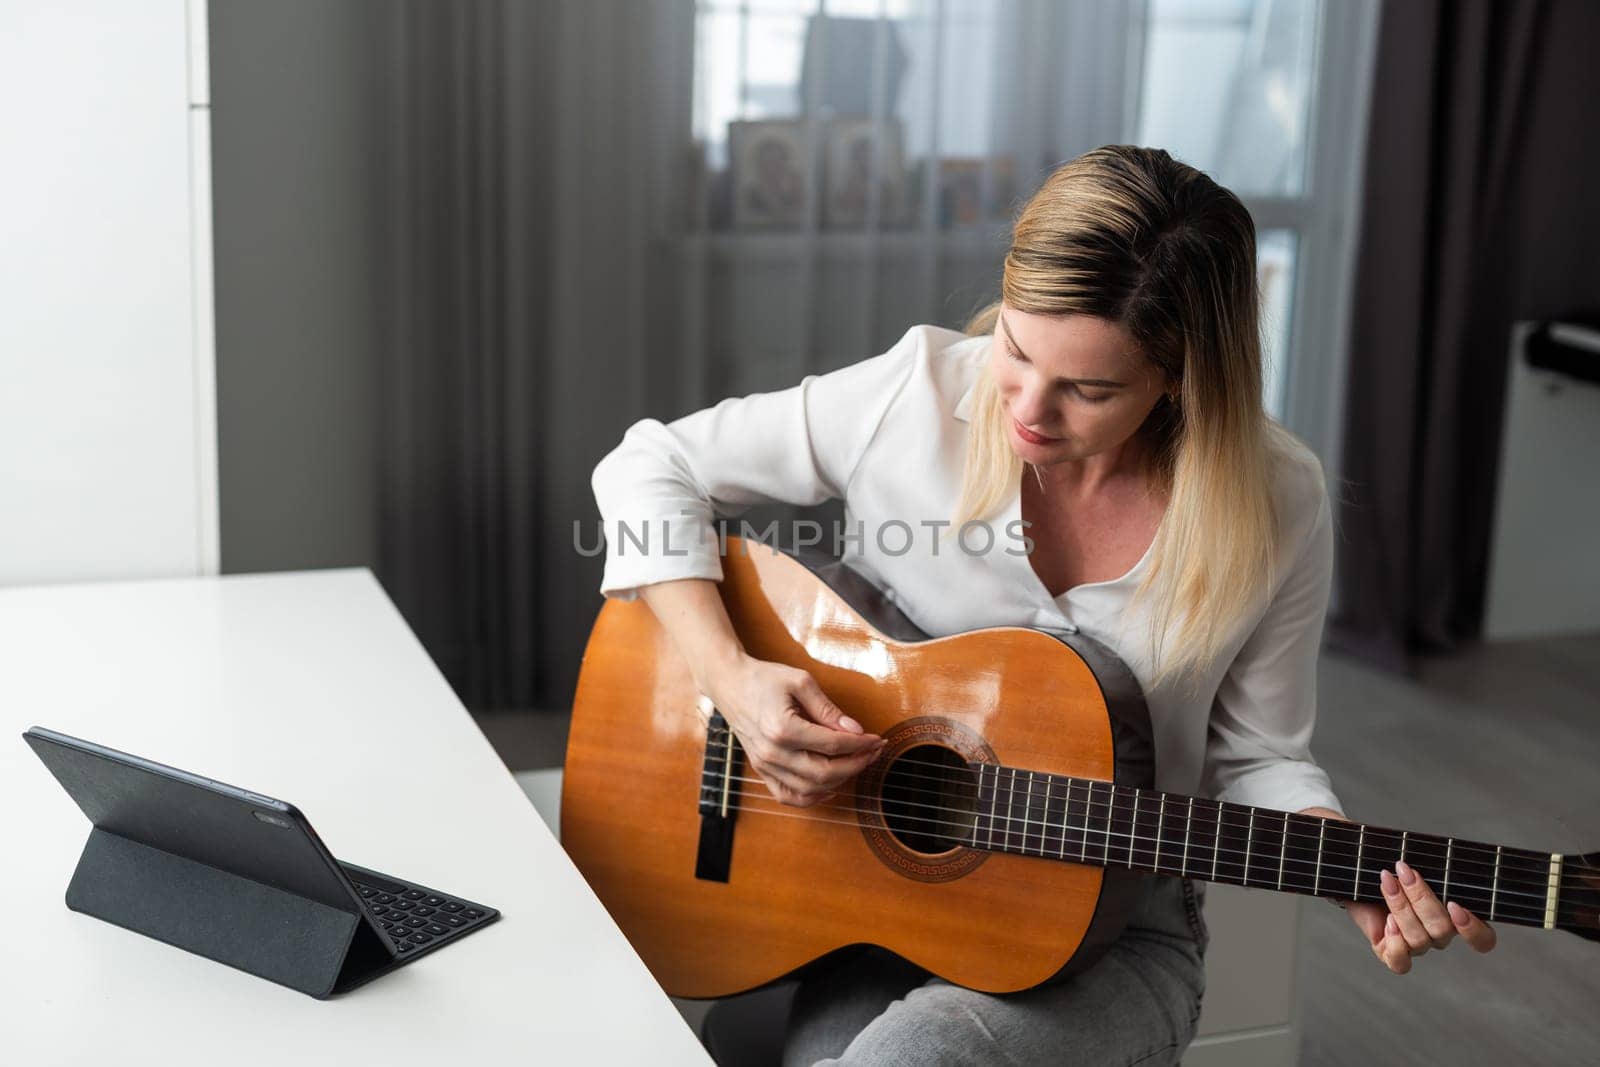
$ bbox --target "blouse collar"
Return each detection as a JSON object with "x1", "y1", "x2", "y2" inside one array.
[
  {"x1": 953, "y1": 336, "x2": 988, "y2": 422},
  {"x1": 953, "y1": 382, "x2": 976, "y2": 423}
]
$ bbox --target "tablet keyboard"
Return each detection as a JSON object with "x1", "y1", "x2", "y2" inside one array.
[{"x1": 348, "y1": 871, "x2": 495, "y2": 954}]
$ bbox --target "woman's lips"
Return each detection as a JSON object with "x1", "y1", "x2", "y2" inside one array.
[{"x1": 1012, "y1": 419, "x2": 1062, "y2": 445}]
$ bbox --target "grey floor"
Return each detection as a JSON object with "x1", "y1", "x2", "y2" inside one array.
[
  {"x1": 1295, "y1": 634, "x2": 1600, "y2": 1065},
  {"x1": 474, "y1": 632, "x2": 1600, "y2": 1065}
]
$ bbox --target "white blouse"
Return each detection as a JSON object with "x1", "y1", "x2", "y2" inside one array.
[{"x1": 590, "y1": 323, "x2": 1344, "y2": 816}]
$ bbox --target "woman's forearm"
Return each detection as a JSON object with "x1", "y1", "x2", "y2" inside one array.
[{"x1": 637, "y1": 578, "x2": 748, "y2": 695}]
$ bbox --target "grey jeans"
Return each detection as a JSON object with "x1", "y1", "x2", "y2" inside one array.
[{"x1": 780, "y1": 875, "x2": 1210, "y2": 1067}]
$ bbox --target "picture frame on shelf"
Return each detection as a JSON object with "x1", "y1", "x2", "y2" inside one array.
[
  {"x1": 939, "y1": 159, "x2": 982, "y2": 227},
  {"x1": 938, "y1": 156, "x2": 1017, "y2": 228},
  {"x1": 987, "y1": 155, "x2": 1017, "y2": 221},
  {"x1": 823, "y1": 117, "x2": 910, "y2": 229},
  {"x1": 730, "y1": 119, "x2": 811, "y2": 229}
]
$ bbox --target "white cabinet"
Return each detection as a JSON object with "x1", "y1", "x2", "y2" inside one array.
[
  {"x1": 1485, "y1": 322, "x2": 1600, "y2": 640},
  {"x1": 0, "y1": 0, "x2": 217, "y2": 586}
]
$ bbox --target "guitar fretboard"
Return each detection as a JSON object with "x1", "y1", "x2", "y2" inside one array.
[{"x1": 969, "y1": 764, "x2": 1569, "y2": 931}]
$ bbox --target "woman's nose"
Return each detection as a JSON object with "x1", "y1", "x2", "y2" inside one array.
[{"x1": 1010, "y1": 385, "x2": 1056, "y2": 429}]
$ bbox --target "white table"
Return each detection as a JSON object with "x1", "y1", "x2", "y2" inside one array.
[{"x1": 1, "y1": 568, "x2": 710, "y2": 1065}]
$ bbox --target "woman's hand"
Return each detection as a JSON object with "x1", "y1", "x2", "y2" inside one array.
[
  {"x1": 1300, "y1": 807, "x2": 1499, "y2": 974},
  {"x1": 704, "y1": 652, "x2": 885, "y2": 808}
]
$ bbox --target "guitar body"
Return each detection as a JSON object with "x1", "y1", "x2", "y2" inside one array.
[{"x1": 562, "y1": 537, "x2": 1156, "y2": 998}]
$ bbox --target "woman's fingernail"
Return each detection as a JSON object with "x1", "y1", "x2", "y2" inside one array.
[
  {"x1": 1397, "y1": 860, "x2": 1417, "y2": 886},
  {"x1": 838, "y1": 715, "x2": 864, "y2": 733},
  {"x1": 1380, "y1": 868, "x2": 1398, "y2": 895},
  {"x1": 1385, "y1": 914, "x2": 1397, "y2": 936},
  {"x1": 1447, "y1": 901, "x2": 1467, "y2": 925}
]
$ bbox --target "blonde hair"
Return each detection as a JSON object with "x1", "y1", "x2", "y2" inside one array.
[{"x1": 954, "y1": 145, "x2": 1291, "y2": 690}]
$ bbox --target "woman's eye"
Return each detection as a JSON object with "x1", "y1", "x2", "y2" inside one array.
[{"x1": 1003, "y1": 343, "x2": 1110, "y2": 403}]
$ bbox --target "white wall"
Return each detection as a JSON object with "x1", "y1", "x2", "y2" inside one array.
[{"x1": 0, "y1": 0, "x2": 217, "y2": 587}]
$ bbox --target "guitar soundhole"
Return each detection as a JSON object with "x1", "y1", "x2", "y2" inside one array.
[
  {"x1": 857, "y1": 717, "x2": 992, "y2": 882},
  {"x1": 881, "y1": 744, "x2": 977, "y2": 854}
]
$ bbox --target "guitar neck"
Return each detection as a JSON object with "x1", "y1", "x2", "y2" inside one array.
[{"x1": 968, "y1": 764, "x2": 1571, "y2": 933}]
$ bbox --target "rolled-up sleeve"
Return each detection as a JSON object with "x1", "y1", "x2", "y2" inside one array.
[
  {"x1": 1199, "y1": 483, "x2": 1345, "y2": 816},
  {"x1": 590, "y1": 327, "x2": 923, "y2": 600}
]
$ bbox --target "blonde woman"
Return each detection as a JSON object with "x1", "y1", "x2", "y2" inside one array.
[{"x1": 590, "y1": 145, "x2": 1495, "y2": 1065}]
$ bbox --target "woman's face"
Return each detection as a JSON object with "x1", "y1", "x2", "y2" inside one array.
[{"x1": 990, "y1": 304, "x2": 1169, "y2": 466}]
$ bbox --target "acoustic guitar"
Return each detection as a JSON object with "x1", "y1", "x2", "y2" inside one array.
[{"x1": 562, "y1": 536, "x2": 1599, "y2": 997}]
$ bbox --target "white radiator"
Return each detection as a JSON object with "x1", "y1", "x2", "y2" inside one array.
[{"x1": 1485, "y1": 321, "x2": 1600, "y2": 639}]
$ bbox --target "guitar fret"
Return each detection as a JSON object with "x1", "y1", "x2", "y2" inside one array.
[
  {"x1": 1036, "y1": 773, "x2": 1050, "y2": 856},
  {"x1": 1017, "y1": 767, "x2": 1030, "y2": 851},
  {"x1": 1182, "y1": 796, "x2": 1193, "y2": 877},
  {"x1": 986, "y1": 765, "x2": 998, "y2": 850},
  {"x1": 1278, "y1": 810, "x2": 1288, "y2": 891},
  {"x1": 1443, "y1": 838, "x2": 1453, "y2": 902},
  {"x1": 1203, "y1": 799, "x2": 1216, "y2": 883},
  {"x1": 993, "y1": 765, "x2": 1005, "y2": 849},
  {"x1": 1082, "y1": 780, "x2": 1094, "y2": 861},
  {"x1": 1022, "y1": 771, "x2": 1035, "y2": 855},
  {"x1": 979, "y1": 767, "x2": 992, "y2": 851},
  {"x1": 1314, "y1": 817, "x2": 1326, "y2": 895},
  {"x1": 1081, "y1": 780, "x2": 1091, "y2": 863},
  {"x1": 1054, "y1": 776, "x2": 1067, "y2": 858},
  {"x1": 1004, "y1": 768, "x2": 1018, "y2": 853},
  {"x1": 1244, "y1": 808, "x2": 1256, "y2": 886},
  {"x1": 1050, "y1": 777, "x2": 1061, "y2": 858},
  {"x1": 1155, "y1": 793, "x2": 1166, "y2": 874},
  {"x1": 1062, "y1": 778, "x2": 1075, "y2": 860},
  {"x1": 1491, "y1": 845, "x2": 1502, "y2": 921},
  {"x1": 1036, "y1": 777, "x2": 1049, "y2": 857},
  {"x1": 1130, "y1": 788, "x2": 1140, "y2": 869},
  {"x1": 988, "y1": 764, "x2": 999, "y2": 848},
  {"x1": 971, "y1": 764, "x2": 982, "y2": 847},
  {"x1": 1102, "y1": 782, "x2": 1111, "y2": 865},
  {"x1": 1354, "y1": 825, "x2": 1365, "y2": 902}
]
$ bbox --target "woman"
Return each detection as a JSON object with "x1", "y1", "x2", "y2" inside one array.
[{"x1": 590, "y1": 145, "x2": 1495, "y2": 1066}]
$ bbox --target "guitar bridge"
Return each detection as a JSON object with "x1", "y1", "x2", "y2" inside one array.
[{"x1": 695, "y1": 709, "x2": 742, "y2": 882}]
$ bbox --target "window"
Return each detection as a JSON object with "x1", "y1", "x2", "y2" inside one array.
[
  {"x1": 680, "y1": 0, "x2": 1378, "y2": 447},
  {"x1": 1136, "y1": 0, "x2": 1320, "y2": 197}
]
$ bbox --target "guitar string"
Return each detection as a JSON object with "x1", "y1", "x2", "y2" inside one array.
[
  {"x1": 701, "y1": 734, "x2": 1579, "y2": 878},
  {"x1": 697, "y1": 765, "x2": 1570, "y2": 895},
  {"x1": 731, "y1": 769, "x2": 1572, "y2": 890},
  {"x1": 699, "y1": 740, "x2": 1564, "y2": 877},
  {"x1": 702, "y1": 769, "x2": 1565, "y2": 909},
  {"x1": 702, "y1": 735, "x2": 1569, "y2": 875},
  {"x1": 722, "y1": 788, "x2": 1561, "y2": 916},
  {"x1": 705, "y1": 792, "x2": 1556, "y2": 921}
]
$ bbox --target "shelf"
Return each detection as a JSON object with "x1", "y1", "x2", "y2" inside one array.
[{"x1": 654, "y1": 228, "x2": 1012, "y2": 262}]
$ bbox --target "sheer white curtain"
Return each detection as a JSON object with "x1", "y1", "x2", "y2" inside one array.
[
  {"x1": 666, "y1": 0, "x2": 1141, "y2": 410},
  {"x1": 671, "y1": 0, "x2": 1367, "y2": 427}
]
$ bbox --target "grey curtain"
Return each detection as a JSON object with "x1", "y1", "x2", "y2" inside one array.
[
  {"x1": 1329, "y1": 0, "x2": 1600, "y2": 671},
  {"x1": 374, "y1": 1, "x2": 674, "y2": 709}
]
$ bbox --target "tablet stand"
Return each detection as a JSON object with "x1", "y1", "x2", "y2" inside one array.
[{"x1": 64, "y1": 827, "x2": 392, "y2": 998}]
